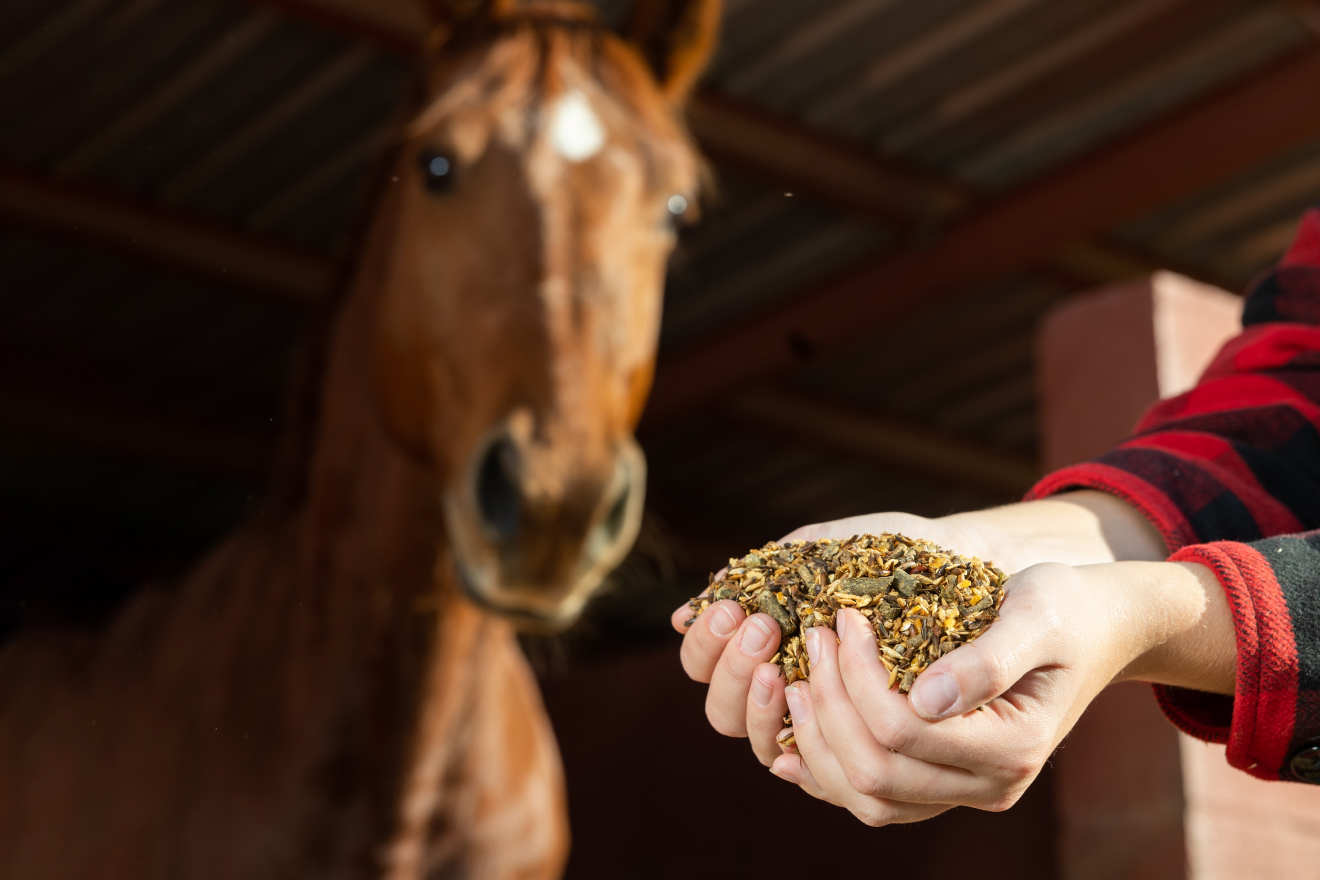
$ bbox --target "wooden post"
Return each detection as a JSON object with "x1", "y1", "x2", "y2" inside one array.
[{"x1": 1036, "y1": 271, "x2": 1320, "y2": 878}]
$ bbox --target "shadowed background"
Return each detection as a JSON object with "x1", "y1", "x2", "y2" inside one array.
[{"x1": 5, "y1": 0, "x2": 1320, "y2": 875}]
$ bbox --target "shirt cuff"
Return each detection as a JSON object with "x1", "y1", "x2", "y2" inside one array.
[
  {"x1": 1157, "y1": 541, "x2": 1296, "y2": 781},
  {"x1": 1025, "y1": 461, "x2": 1199, "y2": 551}
]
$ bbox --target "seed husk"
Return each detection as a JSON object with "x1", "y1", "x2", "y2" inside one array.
[{"x1": 688, "y1": 533, "x2": 1008, "y2": 723}]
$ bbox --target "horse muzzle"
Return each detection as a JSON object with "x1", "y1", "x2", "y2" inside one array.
[{"x1": 443, "y1": 420, "x2": 646, "y2": 629}]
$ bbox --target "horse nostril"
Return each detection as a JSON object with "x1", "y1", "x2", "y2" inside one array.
[
  {"x1": 476, "y1": 438, "x2": 520, "y2": 542},
  {"x1": 601, "y1": 481, "x2": 630, "y2": 544}
]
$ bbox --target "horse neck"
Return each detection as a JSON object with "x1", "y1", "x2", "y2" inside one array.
[
  {"x1": 270, "y1": 188, "x2": 540, "y2": 873},
  {"x1": 297, "y1": 174, "x2": 444, "y2": 601}
]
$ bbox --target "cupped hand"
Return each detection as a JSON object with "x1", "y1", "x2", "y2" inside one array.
[
  {"x1": 670, "y1": 492, "x2": 1173, "y2": 764},
  {"x1": 671, "y1": 510, "x2": 984, "y2": 764},
  {"x1": 768, "y1": 560, "x2": 1232, "y2": 825}
]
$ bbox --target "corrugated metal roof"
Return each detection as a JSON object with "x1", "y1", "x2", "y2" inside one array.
[
  {"x1": 2, "y1": 0, "x2": 1320, "y2": 641},
  {"x1": 1119, "y1": 130, "x2": 1320, "y2": 287},
  {"x1": 0, "y1": 0, "x2": 408, "y2": 250},
  {"x1": 710, "y1": 0, "x2": 1309, "y2": 190}
]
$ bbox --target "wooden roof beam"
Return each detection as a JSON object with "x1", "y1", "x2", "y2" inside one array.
[
  {"x1": 0, "y1": 167, "x2": 336, "y2": 303},
  {"x1": 643, "y1": 43, "x2": 1320, "y2": 426},
  {"x1": 730, "y1": 387, "x2": 1038, "y2": 496},
  {"x1": 685, "y1": 92, "x2": 970, "y2": 225},
  {"x1": 242, "y1": 0, "x2": 973, "y2": 227},
  {"x1": 0, "y1": 386, "x2": 275, "y2": 480}
]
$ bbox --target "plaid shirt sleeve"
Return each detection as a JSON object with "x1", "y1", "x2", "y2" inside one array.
[{"x1": 1025, "y1": 207, "x2": 1320, "y2": 782}]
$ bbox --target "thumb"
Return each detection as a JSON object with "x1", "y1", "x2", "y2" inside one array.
[{"x1": 908, "y1": 579, "x2": 1057, "y2": 721}]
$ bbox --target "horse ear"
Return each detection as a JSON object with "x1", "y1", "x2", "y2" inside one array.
[{"x1": 625, "y1": 0, "x2": 722, "y2": 101}]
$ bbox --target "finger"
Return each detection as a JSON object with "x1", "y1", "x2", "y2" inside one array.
[
  {"x1": 837, "y1": 604, "x2": 1056, "y2": 788},
  {"x1": 784, "y1": 682, "x2": 950, "y2": 826},
  {"x1": 778, "y1": 512, "x2": 929, "y2": 545},
  {"x1": 836, "y1": 605, "x2": 1023, "y2": 770},
  {"x1": 774, "y1": 753, "x2": 953, "y2": 826},
  {"x1": 705, "y1": 613, "x2": 781, "y2": 737},
  {"x1": 746, "y1": 663, "x2": 788, "y2": 766},
  {"x1": 908, "y1": 577, "x2": 1059, "y2": 722},
  {"x1": 834, "y1": 596, "x2": 1040, "y2": 764},
  {"x1": 806, "y1": 618, "x2": 983, "y2": 805},
  {"x1": 678, "y1": 599, "x2": 744, "y2": 683},
  {"x1": 671, "y1": 603, "x2": 693, "y2": 633},
  {"x1": 833, "y1": 609, "x2": 942, "y2": 756},
  {"x1": 770, "y1": 753, "x2": 836, "y2": 804}
]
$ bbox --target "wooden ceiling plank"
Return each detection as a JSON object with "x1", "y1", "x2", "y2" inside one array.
[
  {"x1": 1155, "y1": 151, "x2": 1320, "y2": 251},
  {"x1": 644, "y1": 44, "x2": 1320, "y2": 426},
  {"x1": 55, "y1": 9, "x2": 281, "y2": 178},
  {"x1": 686, "y1": 92, "x2": 970, "y2": 225},
  {"x1": 731, "y1": 387, "x2": 1038, "y2": 496},
  {"x1": 0, "y1": 167, "x2": 335, "y2": 302},
  {"x1": 239, "y1": 0, "x2": 971, "y2": 227},
  {"x1": 247, "y1": 128, "x2": 389, "y2": 232},
  {"x1": 0, "y1": 387, "x2": 274, "y2": 479},
  {"x1": 160, "y1": 45, "x2": 376, "y2": 205},
  {"x1": 938, "y1": 371, "x2": 1036, "y2": 430},
  {"x1": 900, "y1": 329, "x2": 1034, "y2": 402},
  {"x1": 663, "y1": 219, "x2": 881, "y2": 347},
  {"x1": 678, "y1": 193, "x2": 795, "y2": 264},
  {"x1": 1208, "y1": 213, "x2": 1301, "y2": 279},
  {"x1": 0, "y1": 0, "x2": 114, "y2": 87},
  {"x1": 886, "y1": 0, "x2": 1190, "y2": 152},
  {"x1": 960, "y1": 5, "x2": 1293, "y2": 183},
  {"x1": 722, "y1": 0, "x2": 902, "y2": 94},
  {"x1": 809, "y1": 0, "x2": 1049, "y2": 127},
  {"x1": 246, "y1": 0, "x2": 427, "y2": 50}
]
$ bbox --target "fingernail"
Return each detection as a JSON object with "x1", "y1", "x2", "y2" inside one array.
[
  {"x1": 836, "y1": 611, "x2": 847, "y2": 638},
  {"x1": 804, "y1": 628, "x2": 819, "y2": 665},
  {"x1": 709, "y1": 604, "x2": 737, "y2": 637},
  {"x1": 911, "y1": 672, "x2": 960, "y2": 720},
  {"x1": 751, "y1": 667, "x2": 775, "y2": 708},
  {"x1": 784, "y1": 683, "x2": 802, "y2": 712},
  {"x1": 740, "y1": 617, "x2": 773, "y2": 656}
]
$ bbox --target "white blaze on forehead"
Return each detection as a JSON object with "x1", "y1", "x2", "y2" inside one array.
[{"x1": 548, "y1": 89, "x2": 605, "y2": 162}]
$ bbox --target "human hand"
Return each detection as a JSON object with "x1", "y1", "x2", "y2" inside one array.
[
  {"x1": 669, "y1": 510, "x2": 990, "y2": 761},
  {"x1": 768, "y1": 559, "x2": 1233, "y2": 825},
  {"x1": 669, "y1": 492, "x2": 1168, "y2": 760},
  {"x1": 777, "y1": 490, "x2": 1168, "y2": 574}
]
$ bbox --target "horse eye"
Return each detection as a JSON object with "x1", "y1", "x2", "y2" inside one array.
[
  {"x1": 418, "y1": 149, "x2": 455, "y2": 194},
  {"x1": 665, "y1": 194, "x2": 690, "y2": 232}
]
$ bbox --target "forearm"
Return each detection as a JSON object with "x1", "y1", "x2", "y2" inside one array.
[
  {"x1": 944, "y1": 490, "x2": 1168, "y2": 572},
  {"x1": 1108, "y1": 561, "x2": 1236, "y2": 695}
]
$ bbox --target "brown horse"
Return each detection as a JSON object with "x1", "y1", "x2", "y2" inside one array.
[{"x1": 0, "y1": 1, "x2": 717, "y2": 876}]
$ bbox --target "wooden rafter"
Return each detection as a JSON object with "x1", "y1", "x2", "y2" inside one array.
[
  {"x1": 239, "y1": 0, "x2": 1222, "y2": 283},
  {"x1": 0, "y1": 386, "x2": 275, "y2": 479},
  {"x1": 685, "y1": 93, "x2": 969, "y2": 225},
  {"x1": 159, "y1": 45, "x2": 376, "y2": 206},
  {"x1": 238, "y1": 0, "x2": 973, "y2": 228},
  {"x1": 0, "y1": 167, "x2": 336, "y2": 303},
  {"x1": 730, "y1": 388, "x2": 1038, "y2": 496},
  {"x1": 642, "y1": 44, "x2": 1320, "y2": 426},
  {"x1": 54, "y1": 10, "x2": 282, "y2": 178}
]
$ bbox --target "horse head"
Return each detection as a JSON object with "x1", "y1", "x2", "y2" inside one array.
[{"x1": 372, "y1": 0, "x2": 718, "y2": 627}]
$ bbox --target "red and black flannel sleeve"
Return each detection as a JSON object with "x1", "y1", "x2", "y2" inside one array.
[{"x1": 1026, "y1": 207, "x2": 1320, "y2": 782}]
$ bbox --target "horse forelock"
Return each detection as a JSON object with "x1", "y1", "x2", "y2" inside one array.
[{"x1": 408, "y1": 11, "x2": 701, "y2": 198}]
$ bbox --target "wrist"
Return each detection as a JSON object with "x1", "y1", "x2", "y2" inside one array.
[
  {"x1": 1105, "y1": 561, "x2": 1235, "y2": 694},
  {"x1": 942, "y1": 490, "x2": 1166, "y2": 573}
]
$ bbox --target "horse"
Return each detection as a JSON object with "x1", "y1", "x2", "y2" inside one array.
[{"x1": 0, "y1": 0, "x2": 718, "y2": 876}]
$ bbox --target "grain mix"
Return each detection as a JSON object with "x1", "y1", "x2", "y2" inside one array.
[{"x1": 686, "y1": 534, "x2": 1007, "y2": 698}]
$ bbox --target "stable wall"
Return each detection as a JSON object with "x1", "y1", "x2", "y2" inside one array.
[{"x1": 1036, "y1": 271, "x2": 1320, "y2": 879}]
